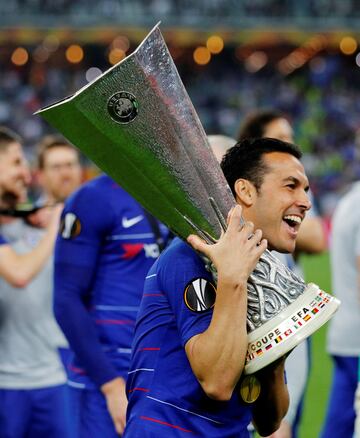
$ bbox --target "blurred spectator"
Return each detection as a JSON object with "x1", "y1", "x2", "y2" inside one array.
[{"x1": 36, "y1": 134, "x2": 83, "y2": 203}]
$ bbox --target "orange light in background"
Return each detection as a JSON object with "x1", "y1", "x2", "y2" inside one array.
[
  {"x1": 193, "y1": 46, "x2": 211, "y2": 65},
  {"x1": 108, "y1": 48, "x2": 126, "y2": 65},
  {"x1": 112, "y1": 35, "x2": 130, "y2": 52},
  {"x1": 339, "y1": 36, "x2": 357, "y2": 55},
  {"x1": 206, "y1": 35, "x2": 224, "y2": 54},
  {"x1": 244, "y1": 51, "x2": 268, "y2": 73},
  {"x1": 66, "y1": 45, "x2": 84, "y2": 64},
  {"x1": 11, "y1": 47, "x2": 29, "y2": 66}
]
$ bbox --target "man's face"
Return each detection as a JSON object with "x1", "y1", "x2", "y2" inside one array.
[
  {"x1": 243, "y1": 152, "x2": 311, "y2": 253},
  {"x1": 263, "y1": 118, "x2": 294, "y2": 143},
  {"x1": 39, "y1": 146, "x2": 82, "y2": 202},
  {"x1": 0, "y1": 142, "x2": 30, "y2": 204}
]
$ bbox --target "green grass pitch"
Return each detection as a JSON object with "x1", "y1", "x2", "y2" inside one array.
[{"x1": 299, "y1": 252, "x2": 333, "y2": 438}]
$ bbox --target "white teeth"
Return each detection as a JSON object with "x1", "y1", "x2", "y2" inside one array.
[{"x1": 284, "y1": 215, "x2": 302, "y2": 224}]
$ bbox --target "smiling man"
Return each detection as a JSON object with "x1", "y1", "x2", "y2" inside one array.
[
  {"x1": 124, "y1": 137, "x2": 310, "y2": 437},
  {"x1": 224, "y1": 149, "x2": 310, "y2": 254}
]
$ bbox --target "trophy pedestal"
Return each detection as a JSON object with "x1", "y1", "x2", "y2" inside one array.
[{"x1": 244, "y1": 283, "x2": 340, "y2": 375}]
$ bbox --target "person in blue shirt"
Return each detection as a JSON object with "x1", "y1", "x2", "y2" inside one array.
[
  {"x1": 125, "y1": 137, "x2": 311, "y2": 437},
  {"x1": 54, "y1": 173, "x2": 168, "y2": 437}
]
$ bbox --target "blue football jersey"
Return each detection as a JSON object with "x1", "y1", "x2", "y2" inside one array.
[
  {"x1": 125, "y1": 238, "x2": 252, "y2": 437},
  {"x1": 55, "y1": 174, "x2": 168, "y2": 388}
]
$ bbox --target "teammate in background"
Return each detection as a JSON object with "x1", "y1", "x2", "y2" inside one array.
[
  {"x1": 124, "y1": 137, "x2": 312, "y2": 437},
  {"x1": 37, "y1": 134, "x2": 83, "y2": 204},
  {"x1": 320, "y1": 181, "x2": 360, "y2": 437},
  {"x1": 0, "y1": 127, "x2": 60, "y2": 287},
  {"x1": 238, "y1": 109, "x2": 327, "y2": 438},
  {"x1": 0, "y1": 127, "x2": 67, "y2": 438},
  {"x1": 54, "y1": 174, "x2": 168, "y2": 437}
]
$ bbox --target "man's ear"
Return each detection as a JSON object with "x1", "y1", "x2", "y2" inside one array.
[{"x1": 234, "y1": 179, "x2": 256, "y2": 206}]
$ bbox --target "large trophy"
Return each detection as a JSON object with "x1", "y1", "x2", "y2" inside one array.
[{"x1": 36, "y1": 23, "x2": 339, "y2": 374}]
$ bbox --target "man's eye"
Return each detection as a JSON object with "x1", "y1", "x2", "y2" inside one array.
[{"x1": 286, "y1": 184, "x2": 295, "y2": 189}]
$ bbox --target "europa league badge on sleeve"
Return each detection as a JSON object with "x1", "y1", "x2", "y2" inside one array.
[{"x1": 36, "y1": 23, "x2": 340, "y2": 374}]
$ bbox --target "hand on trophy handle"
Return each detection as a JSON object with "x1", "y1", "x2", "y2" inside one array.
[{"x1": 187, "y1": 205, "x2": 267, "y2": 285}]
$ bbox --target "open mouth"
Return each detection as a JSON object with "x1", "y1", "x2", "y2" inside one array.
[{"x1": 283, "y1": 215, "x2": 302, "y2": 235}]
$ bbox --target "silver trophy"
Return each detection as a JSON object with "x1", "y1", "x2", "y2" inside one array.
[{"x1": 36, "y1": 23, "x2": 340, "y2": 374}]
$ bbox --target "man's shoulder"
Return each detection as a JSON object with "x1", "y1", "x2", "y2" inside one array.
[{"x1": 156, "y1": 238, "x2": 208, "y2": 279}]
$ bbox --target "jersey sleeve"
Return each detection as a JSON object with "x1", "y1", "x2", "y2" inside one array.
[
  {"x1": 0, "y1": 234, "x2": 7, "y2": 246},
  {"x1": 55, "y1": 184, "x2": 114, "y2": 269},
  {"x1": 158, "y1": 241, "x2": 216, "y2": 347},
  {"x1": 54, "y1": 184, "x2": 119, "y2": 387}
]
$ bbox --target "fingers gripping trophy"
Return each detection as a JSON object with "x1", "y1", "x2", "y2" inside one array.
[{"x1": 36, "y1": 23, "x2": 340, "y2": 375}]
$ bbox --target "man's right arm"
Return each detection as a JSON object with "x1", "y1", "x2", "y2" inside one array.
[
  {"x1": 0, "y1": 205, "x2": 62, "y2": 288},
  {"x1": 185, "y1": 206, "x2": 267, "y2": 400}
]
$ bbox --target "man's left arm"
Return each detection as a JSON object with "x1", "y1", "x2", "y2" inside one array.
[{"x1": 251, "y1": 357, "x2": 289, "y2": 437}]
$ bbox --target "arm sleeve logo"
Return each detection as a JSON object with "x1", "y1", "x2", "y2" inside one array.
[
  {"x1": 184, "y1": 278, "x2": 216, "y2": 312},
  {"x1": 59, "y1": 213, "x2": 82, "y2": 239}
]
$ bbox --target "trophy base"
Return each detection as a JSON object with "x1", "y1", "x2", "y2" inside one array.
[{"x1": 244, "y1": 283, "x2": 340, "y2": 375}]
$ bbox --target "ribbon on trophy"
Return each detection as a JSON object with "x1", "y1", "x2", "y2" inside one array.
[{"x1": 36, "y1": 23, "x2": 340, "y2": 374}]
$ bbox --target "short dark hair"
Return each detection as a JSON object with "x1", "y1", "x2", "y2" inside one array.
[
  {"x1": 221, "y1": 137, "x2": 302, "y2": 195},
  {"x1": 0, "y1": 126, "x2": 22, "y2": 153},
  {"x1": 237, "y1": 109, "x2": 286, "y2": 141},
  {"x1": 37, "y1": 134, "x2": 80, "y2": 169}
]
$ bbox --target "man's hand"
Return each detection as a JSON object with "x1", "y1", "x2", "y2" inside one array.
[
  {"x1": 264, "y1": 419, "x2": 292, "y2": 438},
  {"x1": 27, "y1": 205, "x2": 58, "y2": 228},
  {"x1": 101, "y1": 377, "x2": 128, "y2": 435},
  {"x1": 187, "y1": 205, "x2": 267, "y2": 285}
]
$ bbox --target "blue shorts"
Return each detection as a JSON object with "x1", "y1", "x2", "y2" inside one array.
[
  {"x1": 0, "y1": 384, "x2": 69, "y2": 438},
  {"x1": 69, "y1": 385, "x2": 119, "y2": 438},
  {"x1": 320, "y1": 355, "x2": 358, "y2": 438}
]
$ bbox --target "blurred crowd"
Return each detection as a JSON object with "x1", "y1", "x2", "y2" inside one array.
[
  {"x1": 1, "y1": 46, "x2": 360, "y2": 215},
  {"x1": 2, "y1": 0, "x2": 359, "y2": 19}
]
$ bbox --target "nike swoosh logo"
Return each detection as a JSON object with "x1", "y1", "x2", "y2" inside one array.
[{"x1": 122, "y1": 215, "x2": 144, "y2": 228}]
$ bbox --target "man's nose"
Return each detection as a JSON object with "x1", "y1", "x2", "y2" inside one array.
[{"x1": 297, "y1": 190, "x2": 312, "y2": 211}]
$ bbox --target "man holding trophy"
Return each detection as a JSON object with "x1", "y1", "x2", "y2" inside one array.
[
  {"x1": 37, "y1": 24, "x2": 339, "y2": 438},
  {"x1": 124, "y1": 137, "x2": 309, "y2": 437}
]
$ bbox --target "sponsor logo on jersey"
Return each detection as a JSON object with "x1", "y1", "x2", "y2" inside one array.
[
  {"x1": 121, "y1": 243, "x2": 160, "y2": 259},
  {"x1": 122, "y1": 215, "x2": 144, "y2": 228},
  {"x1": 107, "y1": 91, "x2": 138, "y2": 124},
  {"x1": 59, "y1": 212, "x2": 81, "y2": 239},
  {"x1": 184, "y1": 278, "x2": 216, "y2": 312}
]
